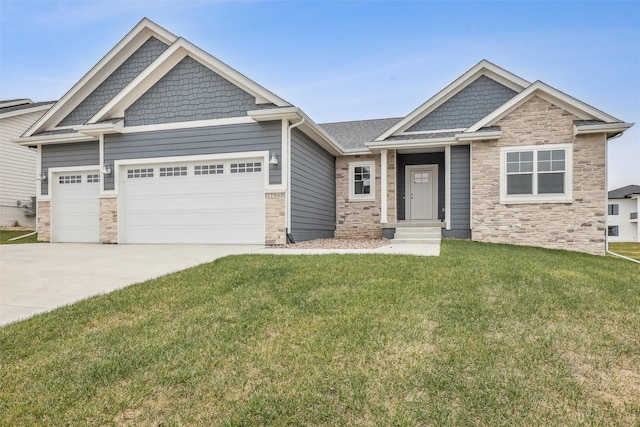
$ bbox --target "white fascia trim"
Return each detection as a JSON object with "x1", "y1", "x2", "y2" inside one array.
[
  {"x1": 375, "y1": 60, "x2": 530, "y2": 141},
  {"x1": 574, "y1": 122, "x2": 634, "y2": 136},
  {"x1": 399, "y1": 128, "x2": 466, "y2": 136},
  {"x1": 0, "y1": 103, "x2": 55, "y2": 120},
  {"x1": 468, "y1": 81, "x2": 622, "y2": 132},
  {"x1": 366, "y1": 138, "x2": 458, "y2": 150},
  {"x1": 74, "y1": 120, "x2": 125, "y2": 137},
  {"x1": 250, "y1": 107, "x2": 345, "y2": 156},
  {"x1": 25, "y1": 20, "x2": 178, "y2": 137},
  {"x1": 16, "y1": 133, "x2": 97, "y2": 146},
  {"x1": 455, "y1": 131, "x2": 502, "y2": 142},
  {"x1": 90, "y1": 38, "x2": 289, "y2": 123},
  {"x1": 120, "y1": 117, "x2": 256, "y2": 134}
]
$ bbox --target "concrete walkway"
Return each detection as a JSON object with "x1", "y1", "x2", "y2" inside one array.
[{"x1": 0, "y1": 243, "x2": 261, "y2": 326}]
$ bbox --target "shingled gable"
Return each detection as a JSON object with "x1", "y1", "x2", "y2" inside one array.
[
  {"x1": 23, "y1": 18, "x2": 177, "y2": 138},
  {"x1": 374, "y1": 60, "x2": 530, "y2": 142},
  {"x1": 88, "y1": 37, "x2": 291, "y2": 126}
]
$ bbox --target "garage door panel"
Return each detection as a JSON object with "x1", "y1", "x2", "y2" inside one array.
[
  {"x1": 53, "y1": 172, "x2": 99, "y2": 243},
  {"x1": 121, "y1": 159, "x2": 265, "y2": 244}
]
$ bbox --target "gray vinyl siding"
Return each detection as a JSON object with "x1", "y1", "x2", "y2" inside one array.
[
  {"x1": 407, "y1": 76, "x2": 517, "y2": 132},
  {"x1": 449, "y1": 145, "x2": 471, "y2": 232},
  {"x1": 397, "y1": 152, "x2": 445, "y2": 221},
  {"x1": 40, "y1": 142, "x2": 100, "y2": 195},
  {"x1": 58, "y1": 37, "x2": 168, "y2": 127},
  {"x1": 103, "y1": 122, "x2": 281, "y2": 190},
  {"x1": 290, "y1": 128, "x2": 335, "y2": 241},
  {"x1": 125, "y1": 56, "x2": 275, "y2": 127}
]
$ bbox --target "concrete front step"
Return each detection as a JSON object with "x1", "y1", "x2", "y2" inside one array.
[
  {"x1": 391, "y1": 226, "x2": 442, "y2": 245},
  {"x1": 391, "y1": 238, "x2": 441, "y2": 245}
]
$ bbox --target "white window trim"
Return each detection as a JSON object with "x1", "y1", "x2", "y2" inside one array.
[
  {"x1": 499, "y1": 143, "x2": 573, "y2": 204},
  {"x1": 349, "y1": 161, "x2": 375, "y2": 201}
]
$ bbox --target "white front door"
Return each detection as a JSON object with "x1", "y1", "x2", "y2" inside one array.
[
  {"x1": 52, "y1": 170, "x2": 100, "y2": 242},
  {"x1": 405, "y1": 165, "x2": 438, "y2": 221}
]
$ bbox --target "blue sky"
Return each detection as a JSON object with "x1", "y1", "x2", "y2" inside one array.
[{"x1": 1, "y1": 0, "x2": 638, "y2": 189}]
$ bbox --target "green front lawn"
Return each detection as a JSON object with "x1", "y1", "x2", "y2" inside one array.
[
  {"x1": 0, "y1": 229, "x2": 37, "y2": 244},
  {"x1": 609, "y1": 242, "x2": 640, "y2": 261},
  {"x1": 1, "y1": 241, "x2": 639, "y2": 425}
]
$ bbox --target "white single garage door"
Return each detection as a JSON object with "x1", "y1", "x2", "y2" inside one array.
[
  {"x1": 120, "y1": 159, "x2": 265, "y2": 244},
  {"x1": 52, "y1": 171, "x2": 100, "y2": 243}
]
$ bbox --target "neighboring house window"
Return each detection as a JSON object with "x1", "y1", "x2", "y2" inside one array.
[
  {"x1": 500, "y1": 144, "x2": 572, "y2": 203},
  {"x1": 349, "y1": 161, "x2": 375, "y2": 201},
  {"x1": 608, "y1": 204, "x2": 619, "y2": 215},
  {"x1": 608, "y1": 226, "x2": 619, "y2": 237}
]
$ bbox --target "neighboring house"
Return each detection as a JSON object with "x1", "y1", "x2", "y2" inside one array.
[
  {"x1": 607, "y1": 185, "x2": 640, "y2": 242},
  {"x1": 0, "y1": 99, "x2": 55, "y2": 226},
  {"x1": 17, "y1": 19, "x2": 633, "y2": 255}
]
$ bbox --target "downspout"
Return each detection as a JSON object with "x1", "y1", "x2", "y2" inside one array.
[{"x1": 286, "y1": 117, "x2": 306, "y2": 243}]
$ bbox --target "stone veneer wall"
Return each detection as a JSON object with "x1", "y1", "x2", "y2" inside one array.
[
  {"x1": 471, "y1": 95, "x2": 607, "y2": 255},
  {"x1": 99, "y1": 196, "x2": 118, "y2": 243},
  {"x1": 265, "y1": 191, "x2": 286, "y2": 245},
  {"x1": 335, "y1": 151, "x2": 396, "y2": 238},
  {"x1": 37, "y1": 200, "x2": 50, "y2": 242}
]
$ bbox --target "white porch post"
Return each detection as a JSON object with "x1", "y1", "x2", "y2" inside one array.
[
  {"x1": 445, "y1": 145, "x2": 451, "y2": 229},
  {"x1": 381, "y1": 148, "x2": 388, "y2": 224}
]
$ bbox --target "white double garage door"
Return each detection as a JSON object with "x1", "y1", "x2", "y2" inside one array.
[{"x1": 51, "y1": 157, "x2": 265, "y2": 244}]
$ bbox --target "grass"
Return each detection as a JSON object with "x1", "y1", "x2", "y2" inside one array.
[
  {"x1": 1, "y1": 240, "x2": 639, "y2": 426},
  {"x1": 609, "y1": 242, "x2": 640, "y2": 261},
  {"x1": 0, "y1": 229, "x2": 37, "y2": 244}
]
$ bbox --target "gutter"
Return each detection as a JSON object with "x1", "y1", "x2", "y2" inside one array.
[{"x1": 8, "y1": 231, "x2": 37, "y2": 241}]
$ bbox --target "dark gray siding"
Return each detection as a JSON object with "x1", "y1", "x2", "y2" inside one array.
[
  {"x1": 125, "y1": 56, "x2": 274, "y2": 126},
  {"x1": 58, "y1": 37, "x2": 168, "y2": 127},
  {"x1": 41, "y1": 142, "x2": 100, "y2": 195},
  {"x1": 407, "y1": 76, "x2": 517, "y2": 132},
  {"x1": 397, "y1": 152, "x2": 445, "y2": 221},
  {"x1": 103, "y1": 122, "x2": 281, "y2": 190},
  {"x1": 450, "y1": 145, "x2": 471, "y2": 232},
  {"x1": 290, "y1": 128, "x2": 335, "y2": 241}
]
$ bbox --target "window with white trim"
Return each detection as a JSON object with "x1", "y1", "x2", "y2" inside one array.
[
  {"x1": 127, "y1": 168, "x2": 154, "y2": 179},
  {"x1": 349, "y1": 161, "x2": 375, "y2": 201},
  {"x1": 195, "y1": 164, "x2": 224, "y2": 175},
  {"x1": 230, "y1": 162, "x2": 262, "y2": 174},
  {"x1": 159, "y1": 166, "x2": 187, "y2": 177},
  {"x1": 608, "y1": 204, "x2": 619, "y2": 215},
  {"x1": 500, "y1": 144, "x2": 572, "y2": 203},
  {"x1": 608, "y1": 226, "x2": 619, "y2": 237},
  {"x1": 59, "y1": 175, "x2": 82, "y2": 184}
]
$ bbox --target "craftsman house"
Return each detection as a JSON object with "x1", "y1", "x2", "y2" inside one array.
[{"x1": 17, "y1": 19, "x2": 633, "y2": 255}]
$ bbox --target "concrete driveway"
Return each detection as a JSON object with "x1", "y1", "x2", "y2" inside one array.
[{"x1": 0, "y1": 243, "x2": 262, "y2": 326}]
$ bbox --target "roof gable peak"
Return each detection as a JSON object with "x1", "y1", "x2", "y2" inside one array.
[
  {"x1": 374, "y1": 59, "x2": 530, "y2": 141},
  {"x1": 24, "y1": 18, "x2": 178, "y2": 137}
]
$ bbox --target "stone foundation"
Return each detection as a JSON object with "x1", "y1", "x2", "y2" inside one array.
[
  {"x1": 99, "y1": 196, "x2": 118, "y2": 243},
  {"x1": 471, "y1": 96, "x2": 607, "y2": 256},
  {"x1": 37, "y1": 200, "x2": 51, "y2": 242},
  {"x1": 265, "y1": 191, "x2": 286, "y2": 245}
]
